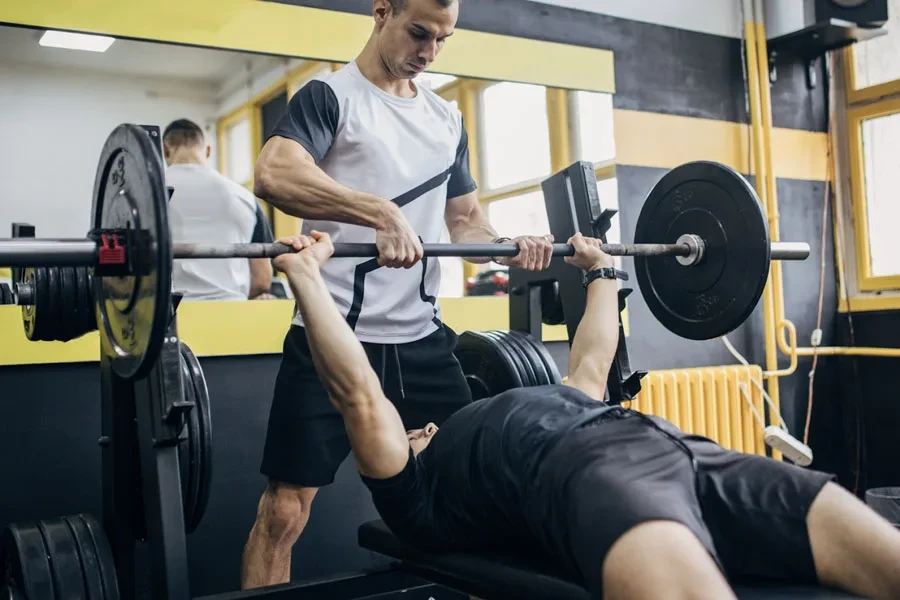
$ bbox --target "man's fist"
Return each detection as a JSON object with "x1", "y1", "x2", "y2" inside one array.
[
  {"x1": 495, "y1": 234, "x2": 554, "y2": 271},
  {"x1": 273, "y1": 231, "x2": 334, "y2": 273},
  {"x1": 564, "y1": 233, "x2": 615, "y2": 271}
]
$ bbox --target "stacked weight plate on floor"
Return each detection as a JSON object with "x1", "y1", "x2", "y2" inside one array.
[
  {"x1": 178, "y1": 342, "x2": 213, "y2": 534},
  {"x1": 454, "y1": 330, "x2": 562, "y2": 400},
  {"x1": 19, "y1": 266, "x2": 97, "y2": 342},
  {"x1": 0, "y1": 513, "x2": 119, "y2": 599}
]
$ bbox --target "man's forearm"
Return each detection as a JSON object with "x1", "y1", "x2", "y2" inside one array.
[
  {"x1": 448, "y1": 212, "x2": 499, "y2": 264},
  {"x1": 568, "y1": 276, "x2": 620, "y2": 381},
  {"x1": 256, "y1": 156, "x2": 394, "y2": 229},
  {"x1": 286, "y1": 262, "x2": 381, "y2": 410}
]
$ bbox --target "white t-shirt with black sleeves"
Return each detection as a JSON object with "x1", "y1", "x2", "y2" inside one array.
[{"x1": 268, "y1": 61, "x2": 477, "y2": 344}]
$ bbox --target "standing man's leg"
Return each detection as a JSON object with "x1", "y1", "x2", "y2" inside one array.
[{"x1": 241, "y1": 326, "x2": 357, "y2": 589}]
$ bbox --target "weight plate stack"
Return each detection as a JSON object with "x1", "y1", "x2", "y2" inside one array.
[
  {"x1": 178, "y1": 342, "x2": 212, "y2": 534},
  {"x1": 0, "y1": 513, "x2": 118, "y2": 600}
]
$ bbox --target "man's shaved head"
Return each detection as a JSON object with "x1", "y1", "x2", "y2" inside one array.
[{"x1": 388, "y1": 0, "x2": 457, "y2": 14}]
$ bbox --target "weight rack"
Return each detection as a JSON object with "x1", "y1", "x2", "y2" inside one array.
[{"x1": 508, "y1": 161, "x2": 645, "y2": 405}]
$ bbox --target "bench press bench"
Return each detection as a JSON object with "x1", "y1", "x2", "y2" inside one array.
[{"x1": 358, "y1": 520, "x2": 866, "y2": 600}]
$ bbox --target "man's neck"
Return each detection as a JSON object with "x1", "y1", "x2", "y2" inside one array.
[
  {"x1": 355, "y1": 38, "x2": 417, "y2": 99},
  {"x1": 167, "y1": 151, "x2": 206, "y2": 167}
]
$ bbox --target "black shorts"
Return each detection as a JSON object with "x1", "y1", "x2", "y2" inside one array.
[
  {"x1": 260, "y1": 324, "x2": 472, "y2": 487},
  {"x1": 532, "y1": 410, "x2": 835, "y2": 596}
]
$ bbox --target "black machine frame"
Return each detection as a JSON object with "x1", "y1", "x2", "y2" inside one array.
[{"x1": 507, "y1": 161, "x2": 645, "y2": 405}]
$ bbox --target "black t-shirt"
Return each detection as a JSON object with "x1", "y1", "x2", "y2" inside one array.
[{"x1": 360, "y1": 385, "x2": 617, "y2": 550}]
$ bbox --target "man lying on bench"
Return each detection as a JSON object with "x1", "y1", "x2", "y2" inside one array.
[{"x1": 274, "y1": 231, "x2": 900, "y2": 600}]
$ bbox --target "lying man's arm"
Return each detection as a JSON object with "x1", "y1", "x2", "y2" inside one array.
[
  {"x1": 273, "y1": 232, "x2": 410, "y2": 479},
  {"x1": 563, "y1": 234, "x2": 621, "y2": 400}
]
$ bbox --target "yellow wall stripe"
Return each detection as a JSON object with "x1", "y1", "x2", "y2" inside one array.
[
  {"x1": 0, "y1": 0, "x2": 614, "y2": 94},
  {"x1": 0, "y1": 299, "x2": 569, "y2": 366},
  {"x1": 613, "y1": 109, "x2": 828, "y2": 182}
]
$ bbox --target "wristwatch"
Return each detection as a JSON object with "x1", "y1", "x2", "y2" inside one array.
[
  {"x1": 491, "y1": 237, "x2": 512, "y2": 263},
  {"x1": 583, "y1": 267, "x2": 628, "y2": 288}
]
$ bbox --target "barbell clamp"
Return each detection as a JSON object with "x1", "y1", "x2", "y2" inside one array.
[{"x1": 675, "y1": 234, "x2": 705, "y2": 267}]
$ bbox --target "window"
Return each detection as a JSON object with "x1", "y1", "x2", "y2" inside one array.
[
  {"x1": 480, "y1": 82, "x2": 552, "y2": 190},
  {"x1": 486, "y1": 189, "x2": 550, "y2": 239},
  {"x1": 572, "y1": 90, "x2": 616, "y2": 165},
  {"x1": 224, "y1": 116, "x2": 252, "y2": 185},
  {"x1": 854, "y1": 108, "x2": 900, "y2": 279},
  {"x1": 852, "y1": 0, "x2": 900, "y2": 90},
  {"x1": 438, "y1": 227, "x2": 464, "y2": 297}
]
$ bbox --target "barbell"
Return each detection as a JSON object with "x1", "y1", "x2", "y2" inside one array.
[{"x1": 1, "y1": 124, "x2": 810, "y2": 380}]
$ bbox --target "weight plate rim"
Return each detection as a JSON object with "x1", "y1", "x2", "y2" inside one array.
[
  {"x1": 511, "y1": 330, "x2": 563, "y2": 385},
  {"x1": 1, "y1": 522, "x2": 55, "y2": 599},
  {"x1": 183, "y1": 344, "x2": 213, "y2": 534},
  {"x1": 91, "y1": 124, "x2": 172, "y2": 380},
  {"x1": 482, "y1": 330, "x2": 531, "y2": 388},
  {"x1": 62, "y1": 515, "x2": 104, "y2": 600},
  {"x1": 507, "y1": 330, "x2": 557, "y2": 386},
  {"x1": 178, "y1": 352, "x2": 201, "y2": 533},
  {"x1": 37, "y1": 519, "x2": 88, "y2": 597},
  {"x1": 78, "y1": 514, "x2": 119, "y2": 600},
  {"x1": 453, "y1": 331, "x2": 523, "y2": 399},
  {"x1": 633, "y1": 161, "x2": 771, "y2": 341},
  {"x1": 493, "y1": 331, "x2": 540, "y2": 387},
  {"x1": 60, "y1": 267, "x2": 78, "y2": 342},
  {"x1": 481, "y1": 330, "x2": 526, "y2": 390}
]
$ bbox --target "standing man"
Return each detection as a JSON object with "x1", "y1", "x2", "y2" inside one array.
[
  {"x1": 242, "y1": 0, "x2": 556, "y2": 589},
  {"x1": 164, "y1": 119, "x2": 275, "y2": 301}
]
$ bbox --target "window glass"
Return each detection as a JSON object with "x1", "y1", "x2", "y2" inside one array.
[
  {"x1": 225, "y1": 117, "x2": 252, "y2": 184},
  {"x1": 573, "y1": 90, "x2": 616, "y2": 165},
  {"x1": 861, "y1": 111, "x2": 900, "y2": 276},
  {"x1": 481, "y1": 82, "x2": 551, "y2": 189}
]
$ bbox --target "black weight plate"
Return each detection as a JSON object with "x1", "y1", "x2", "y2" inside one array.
[
  {"x1": 0, "y1": 585, "x2": 24, "y2": 600},
  {"x1": 83, "y1": 269, "x2": 98, "y2": 337},
  {"x1": 181, "y1": 343, "x2": 213, "y2": 533},
  {"x1": 0, "y1": 521, "x2": 55, "y2": 599},
  {"x1": 492, "y1": 331, "x2": 539, "y2": 387},
  {"x1": 504, "y1": 330, "x2": 550, "y2": 386},
  {"x1": 37, "y1": 519, "x2": 88, "y2": 598},
  {"x1": 44, "y1": 267, "x2": 63, "y2": 343},
  {"x1": 633, "y1": 161, "x2": 771, "y2": 341},
  {"x1": 78, "y1": 515, "x2": 119, "y2": 600},
  {"x1": 0, "y1": 283, "x2": 12, "y2": 305},
  {"x1": 58, "y1": 267, "x2": 78, "y2": 342},
  {"x1": 74, "y1": 267, "x2": 92, "y2": 339},
  {"x1": 62, "y1": 515, "x2": 104, "y2": 600},
  {"x1": 178, "y1": 351, "x2": 201, "y2": 534},
  {"x1": 92, "y1": 124, "x2": 171, "y2": 380},
  {"x1": 540, "y1": 282, "x2": 566, "y2": 326},
  {"x1": 453, "y1": 331, "x2": 522, "y2": 400},
  {"x1": 517, "y1": 332, "x2": 564, "y2": 385},
  {"x1": 483, "y1": 330, "x2": 535, "y2": 388}
]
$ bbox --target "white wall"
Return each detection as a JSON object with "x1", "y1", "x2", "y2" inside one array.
[
  {"x1": 524, "y1": 0, "x2": 743, "y2": 38},
  {"x1": 0, "y1": 63, "x2": 220, "y2": 237}
]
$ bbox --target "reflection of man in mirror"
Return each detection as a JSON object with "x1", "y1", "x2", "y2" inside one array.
[
  {"x1": 163, "y1": 118, "x2": 275, "y2": 301},
  {"x1": 242, "y1": 0, "x2": 556, "y2": 589}
]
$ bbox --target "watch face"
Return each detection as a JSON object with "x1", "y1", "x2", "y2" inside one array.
[{"x1": 831, "y1": 0, "x2": 870, "y2": 7}]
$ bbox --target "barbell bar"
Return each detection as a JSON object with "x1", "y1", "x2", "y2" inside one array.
[{"x1": 0, "y1": 238, "x2": 811, "y2": 267}]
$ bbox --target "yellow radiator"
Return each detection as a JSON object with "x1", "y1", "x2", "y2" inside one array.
[{"x1": 622, "y1": 365, "x2": 780, "y2": 460}]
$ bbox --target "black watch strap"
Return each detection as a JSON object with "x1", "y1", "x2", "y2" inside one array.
[{"x1": 583, "y1": 267, "x2": 629, "y2": 287}]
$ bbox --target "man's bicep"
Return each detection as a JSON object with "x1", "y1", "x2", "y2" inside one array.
[
  {"x1": 342, "y1": 393, "x2": 411, "y2": 480},
  {"x1": 266, "y1": 79, "x2": 339, "y2": 164}
]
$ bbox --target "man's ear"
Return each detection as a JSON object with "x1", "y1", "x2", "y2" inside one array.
[
  {"x1": 163, "y1": 143, "x2": 171, "y2": 160},
  {"x1": 206, "y1": 145, "x2": 211, "y2": 159},
  {"x1": 373, "y1": 0, "x2": 391, "y2": 26}
]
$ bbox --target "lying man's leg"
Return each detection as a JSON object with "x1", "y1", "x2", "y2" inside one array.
[
  {"x1": 807, "y1": 482, "x2": 900, "y2": 599},
  {"x1": 690, "y1": 432, "x2": 900, "y2": 598},
  {"x1": 603, "y1": 521, "x2": 737, "y2": 600}
]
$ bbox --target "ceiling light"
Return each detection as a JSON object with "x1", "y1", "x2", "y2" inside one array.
[{"x1": 39, "y1": 30, "x2": 115, "y2": 53}]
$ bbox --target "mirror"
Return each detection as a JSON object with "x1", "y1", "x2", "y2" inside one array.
[{"x1": 0, "y1": 23, "x2": 617, "y2": 302}]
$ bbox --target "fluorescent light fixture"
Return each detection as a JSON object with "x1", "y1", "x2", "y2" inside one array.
[{"x1": 39, "y1": 30, "x2": 115, "y2": 53}]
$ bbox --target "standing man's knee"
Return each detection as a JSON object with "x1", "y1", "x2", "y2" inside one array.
[{"x1": 257, "y1": 481, "x2": 318, "y2": 545}]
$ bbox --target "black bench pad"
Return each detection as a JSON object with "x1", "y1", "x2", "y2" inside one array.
[{"x1": 358, "y1": 521, "x2": 865, "y2": 600}]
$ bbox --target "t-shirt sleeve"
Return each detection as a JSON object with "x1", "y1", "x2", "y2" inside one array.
[
  {"x1": 446, "y1": 117, "x2": 478, "y2": 200},
  {"x1": 267, "y1": 79, "x2": 339, "y2": 163},
  {"x1": 250, "y1": 202, "x2": 274, "y2": 244},
  {"x1": 359, "y1": 450, "x2": 431, "y2": 538}
]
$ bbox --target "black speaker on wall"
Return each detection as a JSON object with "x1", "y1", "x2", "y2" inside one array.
[{"x1": 814, "y1": 0, "x2": 889, "y2": 27}]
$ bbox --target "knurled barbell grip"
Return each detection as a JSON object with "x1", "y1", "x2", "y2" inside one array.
[{"x1": 170, "y1": 242, "x2": 695, "y2": 259}]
